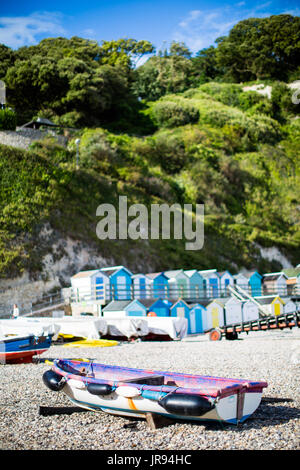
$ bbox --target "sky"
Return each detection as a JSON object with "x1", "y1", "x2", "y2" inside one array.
[{"x1": 0, "y1": 0, "x2": 299, "y2": 57}]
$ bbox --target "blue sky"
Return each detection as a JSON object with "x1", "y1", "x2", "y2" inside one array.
[{"x1": 0, "y1": 1, "x2": 299, "y2": 57}]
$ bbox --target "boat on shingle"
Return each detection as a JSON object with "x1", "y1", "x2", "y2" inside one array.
[
  {"x1": 43, "y1": 359, "x2": 268, "y2": 424},
  {"x1": 0, "y1": 333, "x2": 53, "y2": 363}
]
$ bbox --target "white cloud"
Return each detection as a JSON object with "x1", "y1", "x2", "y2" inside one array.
[
  {"x1": 172, "y1": 2, "x2": 281, "y2": 53},
  {"x1": 0, "y1": 11, "x2": 66, "y2": 49}
]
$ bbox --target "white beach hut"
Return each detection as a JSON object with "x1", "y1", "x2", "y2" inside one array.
[
  {"x1": 242, "y1": 300, "x2": 259, "y2": 322},
  {"x1": 224, "y1": 297, "x2": 243, "y2": 325},
  {"x1": 71, "y1": 269, "x2": 110, "y2": 303}
]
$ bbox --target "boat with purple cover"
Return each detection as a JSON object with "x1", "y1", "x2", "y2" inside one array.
[{"x1": 43, "y1": 360, "x2": 268, "y2": 424}]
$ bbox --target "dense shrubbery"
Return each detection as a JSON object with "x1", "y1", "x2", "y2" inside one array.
[
  {"x1": 0, "y1": 108, "x2": 16, "y2": 130},
  {"x1": 150, "y1": 100, "x2": 199, "y2": 128}
]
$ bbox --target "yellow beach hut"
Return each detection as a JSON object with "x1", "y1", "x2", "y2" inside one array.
[
  {"x1": 257, "y1": 296, "x2": 285, "y2": 316},
  {"x1": 206, "y1": 299, "x2": 225, "y2": 330}
]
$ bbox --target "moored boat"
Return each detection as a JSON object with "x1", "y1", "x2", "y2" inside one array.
[
  {"x1": 43, "y1": 359, "x2": 268, "y2": 424},
  {"x1": 0, "y1": 333, "x2": 53, "y2": 364}
]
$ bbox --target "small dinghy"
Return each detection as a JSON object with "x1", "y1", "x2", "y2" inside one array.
[
  {"x1": 43, "y1": 360, "x2": 268, "y2": 424},
  {"x1": 0, "y1": 333, "x2": 53, "y2": 364}
]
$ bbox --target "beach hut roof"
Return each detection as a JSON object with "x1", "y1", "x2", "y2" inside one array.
[
  {"x1": 170, "y1": 299, "x2": 189, "y2": 309},
  {"x1": 218, "y1": 270, "x2": 233, "y2": 278},
  {"x1": 164, "y1": 269, "x2": 184, "y2": 279},
  {"x1": 100, "y1": 265, "x2": 132, "y2": 277},
  {"x1": 207, "y1": 298, "x2": 226, "y2": 307},
  {"x1": 71, "y1": 269, "x2": 101, "y2": 279},
  {"x1": 243, "y1": 271, "x2": 262, "y2": 279},
  {"x1": 146, "y1": 272, "x2": 164, "y2": 280},
  {"x1": 198, "y1": 269, "x2": 219, "y2": 278},
  {"x1": 262, "y1": 272, "x2": 288, "y2": 281},
  {"x1": 256, "y1": 295, "x2": 285, "y2": 305},
  {"x1": 282, "y1": 268, "x2": 300, "y2": 279},
  {"x1": 102, "y1": 300, "x2": 132, "y2": 311},
  {"x1": 184, "y1": 269, "x2": 199, "y2": 277}
]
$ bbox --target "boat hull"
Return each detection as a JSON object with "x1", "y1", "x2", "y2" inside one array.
[
  {"x1": 62, "y1": 382, "x2": 263, "y2": 424},
  {"x1": 0, "y1": 334, "x2": 53, "y2": 364},
  {"x1": 43, "y1": 360, "x2": 267, "y2": 425}
]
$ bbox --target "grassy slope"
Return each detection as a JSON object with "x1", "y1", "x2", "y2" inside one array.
[{"x1": 0, "y1": 82, "x2": 299, "y2": 279}]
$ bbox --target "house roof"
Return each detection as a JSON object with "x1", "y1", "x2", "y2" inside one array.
[
  {"x1": 218, "y1": 271, "x2": 233, "y2": 278},
  {"x1": 71, "y1": 269, "x2": 100, "y2": 279},
  {"x1": 243, "y1": 271, "x2": 262, "y2": 279}
]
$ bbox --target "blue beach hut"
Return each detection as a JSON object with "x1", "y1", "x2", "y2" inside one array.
[
  {"x1": 100, "y1": 266, "x2": 132, "y2": 300},
  {"x1": 132, "y1": 274, "x2": 151, "y2": 299},
  {"x1": 198, "y1": 270, "x2": 220, "y2": 297},
  {"x1": 184, "y1": 270, "x2": 205, "y2": 299},
  {"x1": 170, "y1": 299, "x2": 191, "y2": 324},
  {"x1": 146, "y1": 272, "x2": 169, "y2": 299},
  {"x1": 246, "y1": 271, "x2": 262, "y2": 296},
  {"x1": 139, "y1": 298, "x2": 173, "y2": 317},
  {"x1": 188, "y1": 303, "x2": 207, "y2": 334},
  {"x1": 102, "y1": 299, "x2": 147, "y2": 317}
]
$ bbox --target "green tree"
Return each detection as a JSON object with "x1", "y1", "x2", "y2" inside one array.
[{"x1": 216, "y1": 15, "x2": 300, "y2": 82}]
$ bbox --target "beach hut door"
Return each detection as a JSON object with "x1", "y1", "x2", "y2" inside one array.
[
  {"x1": 190, "y1": 310, "x2": 196, "y2": 333},
  {"x1": 117, "y1": 276, "x2": 127, "y2": 299},
  {"x1": 95, "y1": 277, "x2": 104, "y2": 300},
  {"x1": 274, "y1": 303, "x2": 281, "y2": 316},
  {"x1": 176, "y1": 307, "x2": 185, "y2": 318},
  {"x1": 212, "y1": 307, "x2": 219, "y2": 328},
  {"x1": 139, "y1": 278, "x2": 146, "y2": 299}
]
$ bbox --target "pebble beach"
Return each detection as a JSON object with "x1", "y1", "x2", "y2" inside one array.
[{"x1": 0, "y1": 329, "x2": 299, "y2": 451}]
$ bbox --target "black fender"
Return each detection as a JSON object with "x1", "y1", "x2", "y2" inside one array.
[
  {"x1": 43, "y1": 370, "x2": 66, "y2": 392},
  {"x1": 158, "y1": 393, "x2": 215, "y2": 416},
  {"x1": 87, "y1": 383, "x2": 113, "y2": 396}
]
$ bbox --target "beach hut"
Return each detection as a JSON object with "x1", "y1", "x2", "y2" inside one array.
[
  {"x1": 245, "y1": 271, "x2": 262, "y2": 297},
  {"x1": 218, "y1": 271, "x2": 234, "y2": 295},
  {"x1": 224, "y1": 297, "x2": 243, "y2": 325},
  {"x1": 102, "y1": 299, "x2": 147, "y2": 318},
  {"x1": 257, "y1": 296, "x2": 285, "y2": 317},
  {"x1": 233, "y1": 273, "x2": 249, "y2": 291},
  {"x1": 283, "y1": 299, "x2": 297, "y2": 314},
  {"x1": 146, "y1": 272, "x2": 169, "y2": 299},
  {"x1": 242, "y1": 300, "x2": 259, "y2": 322},
  {"x1": 170, "y1": 299, "x2": 190, "y2": 320},
  {"x1": 141, "y1": 298, "x2": 173, "y2": 317},
  {"x1": 198, "y1": 270, "x2": 220, "y2": 297},
  {"x1": 164, "y1": 270, "x2": 189, "y2": 299},
  {"x1": 184, "y1": 270, "x2": 205, "y2": 299},
  {"x1": 132, "y1": 274, "x2": 151, "y2": 299},
  {"x1": 206, "y1": 299, "x2": 225, "y2": 329},
  {"x1": 188, "y1": 303, "x2": 207, "y2": 334},
  {"x1": 282, "y1": 268, "x2": 300, "y2": 295},
  {"x1": 100, "y1": 266, "x2": 132, "y2": 300},
  {"x1": 71, "y1": 269, "x2": 110, "y2": 303},
  {"x1": 262, "y1": 273, "x2": 288, "y2": 297}
]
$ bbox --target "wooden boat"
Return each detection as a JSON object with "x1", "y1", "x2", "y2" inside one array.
[
  {"x1": 0, "y1": 333, "x2": 53, "y2": 364},
  {"x1": 43, "y1": 359, "x2": 268, "y2": 424}
]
